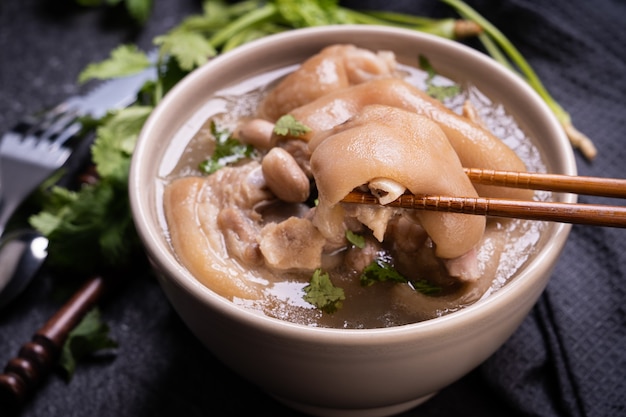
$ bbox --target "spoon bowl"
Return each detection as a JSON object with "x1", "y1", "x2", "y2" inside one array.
[{"x1": 0, "y1": 229, "x2": 48, "y2": 308}]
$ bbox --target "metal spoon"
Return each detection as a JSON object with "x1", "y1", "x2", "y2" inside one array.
[{"x1": 0, "y1": 229, "x2": 48, "y2": 308}]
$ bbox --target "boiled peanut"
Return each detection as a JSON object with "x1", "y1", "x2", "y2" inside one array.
[{"x1": 262, "y1": 147, "x2": 310, "y2": 203}]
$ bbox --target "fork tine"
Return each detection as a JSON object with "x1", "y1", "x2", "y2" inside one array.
[
  {"x1": 33, "y1": 107, "x2": 82, "y2": 151},
  {"x1": 0, "y1": 102, "x2": 84, "y2": 235}
]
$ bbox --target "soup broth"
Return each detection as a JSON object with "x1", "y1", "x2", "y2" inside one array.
[{"x1": 158, "y1": 45, "x2": 548, "y2": 328}]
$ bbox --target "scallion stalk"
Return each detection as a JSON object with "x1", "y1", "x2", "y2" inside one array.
[{"x1": 440, "y1": 0, "x2": 596, "y2": 159}]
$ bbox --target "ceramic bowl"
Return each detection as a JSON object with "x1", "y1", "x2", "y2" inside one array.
[{"x1": 129, "y1": 25, "x2": 575, "y2": 417}]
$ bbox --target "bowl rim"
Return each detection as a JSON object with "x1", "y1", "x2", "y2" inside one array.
[{"x1": 130, "y1": 25, "x2": 575, "y2": 343}]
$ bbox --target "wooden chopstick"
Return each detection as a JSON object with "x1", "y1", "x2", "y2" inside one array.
[
  {"x1": 463, "y1": 168, "x2": 626, "y2": 198},
  {"x1": 341, "y1": 190, "x2": 626, "y2": 228},
  {"x1": 340, "y1": 169, "x2": 626, "y2": 227}
]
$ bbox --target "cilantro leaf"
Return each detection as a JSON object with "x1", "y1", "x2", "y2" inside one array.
[
  {"x1": 410, "y1": 279, "x2": 442, "y2": 295},
  {"x1": 78, "y1": 45, "x2": 153, "y2": 84},
  {"x1": 199, "y1": 121, "x2": 256, "y2": 175},
  {"x1": 345, "y1": 230, "x2": 365, "y2": 248},
  {"x1": 30, "y1": 105, "x2": 151, "y2": 272},
  {"x1": 154, "y1": 29, "x2": 216, "y2": 71},
  {"x1": 58, "y1": 308, "x2": 118, "y2": 380},
  {"x1": 360, "y1": 258, "x2": 443, "y2": 295},
  {"x1": 273, "y1": 115, "x2": 311, "y2": 137},
  {"x1": 123, "y1": 0, "x2": 153, "y2": 24},
  {"x1": 275, "y1": 0, "x2": 342, "y2": 27},
  {"x1": 302, "y1": 269, "x2": 345, "y2": 314},
  {"x1": 30, "y1": 178, "x2": 140, "y2": 271},
  {"x1": 418, "y1": 54, "x2": 461, "y2": 101},
  {"x1": 91, "y1": 105, "x2": 153, "y2": 182},
  {"x1": 76, "y1": 0, "x2": 152, "y2": 24},
  {"x1": 360, "y1": 258, "x2": 407, "y2": 287}
]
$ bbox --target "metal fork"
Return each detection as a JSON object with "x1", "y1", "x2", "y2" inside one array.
[{"x1": 0, "y1": 99, "x2": 85, "y2": 235}]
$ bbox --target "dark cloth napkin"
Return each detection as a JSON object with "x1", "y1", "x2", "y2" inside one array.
[{"x1": 0, "y1": 0, "x2": 624, "y2": 416}]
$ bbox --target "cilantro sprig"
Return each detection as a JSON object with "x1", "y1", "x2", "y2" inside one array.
[
  {"x1": 30, "y1": 105, "x2": 152, "y2": 272},
  {"x1": 198, "y1": 121, "x2": 256, "y2": 175},
  {"x1": 75, "y1": 0, "x2": 153, "y2": 24},
  {"x1": 273, "y1": 114, "x2": 311, "y2": 137},
  {"x1": 360, "y1": 259, "x2": 442, "y2": 295},
  {"x1": 360, "y1": 259, "x2": 407, "y2": 287},
  {"x1": 303, "y1": 269, "x2": 345, "y2": 314},
  {"x1": 345, "y1": 230, "x2": 365, "y2": 249},
  {"x1": 418, "y1": 54, "x2": 461, "y2": 101},
  {"x1": 58, "y1": 308, "x2": 118, "y2": 380},
  {"x1": 78, "y1": 45, "x2": 153, "y2": 83}
]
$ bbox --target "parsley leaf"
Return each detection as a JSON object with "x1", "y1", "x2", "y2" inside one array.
[
  {"x1": 30, "y1": 177, "x2": 140, "y2": 271},
  {"x1": 92, "y1": 105, "x2": 153, "y2": 181},
  {"x1": 78, "y1": 45, "x2": 153, "y2": 84},
  {"x1": 345, "y1": 230, "x2": 365, "y2": 248},
  {"x1": 30, "y1": 105, "x2": 152, "y2": 271},
  {"x1": 273, "y1": 114, "x2": 311, "y2": 137},
  {"x1": 410, "y1": 279, "x2": 442, "y2": 295},
  {"x1": 275, "y1": 0, "x2": 342, "y2": 27},
  {"x1": 58, "y1": 308, "x2": 118, "y2": 380},
  {"x1": 302, "y1": 269, "x2": 345, "y2": 314},
  {"x1": 360, "y1": 258, "x2": 443, "y2": 295},
  {"x1": 76, "y1": 0, "x2": 153, "y2": 24},
  {"x1": 360, "y1": 258, "x2": 407, "y2": 287},
  {"x1": 154, "y1": 29, "x2": 216, "y2": 71},
  {"x1": 418, "y1": 54, "x2": 461, "y2": 101},
  {"x1": 122, "y1": 0, "x2": 153, "y2": 24},
  {"x1": 199, "y1": 121, "x2": 256, "y2": 175}
]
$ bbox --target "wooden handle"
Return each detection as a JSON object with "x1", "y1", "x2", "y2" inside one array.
[
  {"x1": 464, "y1": 168, "x2": 626, "y2": 198},
  {"x1": 343, "y1": 190, "x2": 626, "y2": 228},
  {"x1": 0, "y1": 275, "x2": 108, "y2": 410}
]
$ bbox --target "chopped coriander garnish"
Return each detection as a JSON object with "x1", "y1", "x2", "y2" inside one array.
[
  {"x1": 199, "y1": 121, "x2": 256, "y2": 175},
  {"x1": 303, "y1": 269, "x2": 345, "y2": 314},
  {"x1": 360, "y1": 258, "x2": 407, "y2": 287},
  {"x1": 154, "y1": 30, "x2": 216, "y2": 71},
  {"x1": 409, "y1": 279, "x2": 442, "y2": 295},
  {"x1": 273, "y1": 114, "x2": 311, "y2": 137},
  {"x1": 58, "y1": 308, "x2": 118, "y2": 380},
  {"x1": 360, "y1": 258, "x2": 443, "y2": 295},
  {"x1": 418, "y1": 54, "x2": 461, "y2": 101},
  {"x1": 78, "y1": 45, "x2": 153, "y2": 84},
  {"x1": 346, "y1": 230, "x2": 365, "y2": 248}
]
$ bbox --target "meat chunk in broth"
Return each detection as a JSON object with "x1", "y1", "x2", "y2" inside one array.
[
  {"x1": 310, "y1": 104, "x2": 485, "y2": 260},
  {"x1": 289, "y1": 78, "x2": 534, "y2": 200},
  {"x1": 258, "y1": 44, "x2": 398, "y2": 121}
]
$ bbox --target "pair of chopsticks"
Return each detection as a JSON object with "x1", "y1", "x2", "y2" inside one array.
[{"x1": 341, "y1": 168, "x2": 626, "y2": 228}]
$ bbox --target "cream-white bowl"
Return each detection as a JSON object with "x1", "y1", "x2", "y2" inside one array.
[{"x1": 129, "y1": 26, "x2": 575, "y2": 417}]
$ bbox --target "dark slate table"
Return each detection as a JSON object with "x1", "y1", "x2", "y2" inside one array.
[{"x1": 1, "y1": 1, "x2": 624, "y2": 416}]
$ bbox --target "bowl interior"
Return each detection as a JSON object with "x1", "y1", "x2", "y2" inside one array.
[{"x1": 130, "y1": 25, "x2": 575, "y2": 338}]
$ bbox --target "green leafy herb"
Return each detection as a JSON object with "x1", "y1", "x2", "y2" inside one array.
[
  {"x1": 440, "y1": 0, "x2": 596, "y2": 159},
  {"x1": 30, "y1": 105, "x2": 152, "y2": 271},
  {"x1": 410, "y1": 279, "x2": 442, "y2": 295},
  {"x1": 360, "y1": 258, "x2": 407, "y2": 287},
  {"x1": 75, "y1": 0, "x2": 153, "y2": 24},
  {"x1": 273, "y1": 114, "x2": 312, "y2": 137},
  {"x1": 360, "y1": 259, "x2": 442, "y2": 295},
  {"x1": 345, "y1": 230, "x2": 365, "y2": 248},
  {"x1": 418, "y1": 54, "x2": 461, "y2": 101},
  {"x1": 274, "y1": 0, "x2": 343, "y2": 27},
  {"x1": 58, "y1": 308, "x2": 118, "y2": 380},
  {"x1": 198, "y1": 121, "x2": 256, "y2": 175},
  {"x1": 92, "y1": 106, "x2": 154, "y2": 181},
  {"x1": 154, "y1": 30, "x2": 216, "y2": 71},
  {"x1": 302, "y1": 269, "x2": 345, "y2": 313},
  {"x1": 121, "y1": 0, "x2": 153, "y2": 24},
  {"x1": 78, "y1": 45, "x2": 153, "y2": 84}
]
